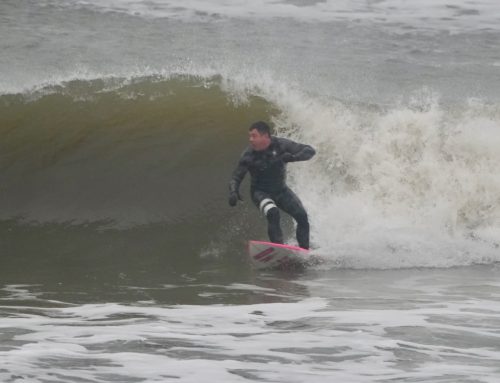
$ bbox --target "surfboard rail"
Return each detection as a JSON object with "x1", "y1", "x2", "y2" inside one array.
[{"x1": 248, "y1": 240, "x2": 309, "y2": 269}]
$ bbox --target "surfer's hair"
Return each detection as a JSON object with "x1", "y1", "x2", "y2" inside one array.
[{"x1": 250, "y1": 121, "x2": 271, "y2": 137}]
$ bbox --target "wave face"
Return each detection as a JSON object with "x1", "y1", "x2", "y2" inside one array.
[
  {"x1": 1, "y1": 75, "x2": 500, "y2": 271},
  {"x1": 0, "y1": 77, "x2": 275, "y2": 283},
  {"x1": 0, "y1": 77, "x2": 271, "y2": 226}
]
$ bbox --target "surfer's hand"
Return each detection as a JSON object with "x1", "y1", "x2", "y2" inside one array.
[
  {"x1": 280, "y1": 153, "x2": 295, "y2": 163},
  {"x1": 229, "y1": 191, "x2": 242, "y2": 207}
]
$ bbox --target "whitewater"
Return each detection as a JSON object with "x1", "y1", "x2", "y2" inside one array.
[{"x1": 1, "y1": 0, "x2": 500, "y2": 382}]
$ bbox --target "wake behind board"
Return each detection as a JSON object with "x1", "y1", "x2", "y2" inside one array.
[{"x1": 248, "y1": 240, "x2": 310, "y2": 270}]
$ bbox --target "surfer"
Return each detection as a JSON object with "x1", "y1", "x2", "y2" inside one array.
[{"x1": 228, "y1": 121, "x2": 316, "y2": 249}]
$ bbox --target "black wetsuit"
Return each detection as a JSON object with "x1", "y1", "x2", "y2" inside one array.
[{"x1": 229, "y1": 136, "x2": 316, "y2": 249}]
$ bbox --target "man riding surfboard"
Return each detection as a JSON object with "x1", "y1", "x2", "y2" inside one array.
[{"x1": 228, "y1": 121, "x2": 316, "y2": 249}]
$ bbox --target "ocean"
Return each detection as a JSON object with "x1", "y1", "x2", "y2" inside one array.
[{"x1": 1, "y1": 1, "x2": 500, "y2": 382}]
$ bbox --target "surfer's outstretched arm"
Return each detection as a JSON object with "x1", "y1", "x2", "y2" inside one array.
[{"x1": 278, "y1": 137, "x2": 316, "y2": 162}]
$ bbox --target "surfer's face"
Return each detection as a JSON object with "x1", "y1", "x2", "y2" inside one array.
[{"x1": 249, "y1": 129, "x2": 271, "y2": 151}]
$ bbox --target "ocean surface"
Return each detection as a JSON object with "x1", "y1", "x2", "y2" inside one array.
[{"x1": 1, "y1": 1, "x2": 500, "y2": 382}]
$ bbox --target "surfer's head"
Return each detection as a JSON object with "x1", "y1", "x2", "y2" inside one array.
[{"x1": 249, "y1": 121, "x2": 271, "y2": 151}]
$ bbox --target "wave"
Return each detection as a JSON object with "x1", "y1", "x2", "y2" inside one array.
[
  {"x1": 0, "y1": 76, "x2": 271, "y2": 225},
  {"x1": 1, "y1": 74, "x2": 500, "y2": 269}
]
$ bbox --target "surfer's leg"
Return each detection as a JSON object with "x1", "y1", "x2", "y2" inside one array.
[
  {"x1": 252, "y1": 191, "x2": 284, "y2": 244},
  {"x1": 276, "y1": 188, "x2": 309, "y2": 249}
]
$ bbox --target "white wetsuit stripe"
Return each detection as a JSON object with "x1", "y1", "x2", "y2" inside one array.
[
  {"x1": 259, "y1": 198, "x2": 273, "y2": 211},
  {"x1": 259, "y1": 198, "x2": 277, "y2": 215},
  {"x1": 263, "y1": 203, "x2": 277, "y2": 216}
]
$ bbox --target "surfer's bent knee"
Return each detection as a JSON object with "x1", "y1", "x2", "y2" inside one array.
[{"x1": 259, "y1": 198, "x2": 277, "y2": 216}]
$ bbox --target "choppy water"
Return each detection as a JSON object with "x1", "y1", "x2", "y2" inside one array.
[
  {"x1": 1, "y1": 0, "x2": 500, "y2": 381},
  {"x1": 2, "y1": 268, "x2": 500, "y2": 382}
]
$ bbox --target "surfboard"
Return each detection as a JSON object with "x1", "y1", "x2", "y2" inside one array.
[{"x1": 248, "y1": 240, "x2": 310, "y2": 269}]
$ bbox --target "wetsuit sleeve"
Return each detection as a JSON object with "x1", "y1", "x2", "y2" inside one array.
[
  {"x1": 279, "y1": 138, "x2": 316, "y2": 162},
  {"x1": 229, "y1": 151, "x2": 249, "y2": 194}
]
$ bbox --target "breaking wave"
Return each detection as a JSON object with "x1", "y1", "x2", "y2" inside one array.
[{"x1": 1, "y1": 73, "x2": 500, "y2": 269}]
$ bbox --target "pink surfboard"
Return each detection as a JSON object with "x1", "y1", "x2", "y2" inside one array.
[{"x1": 248, "y1": 240, "x2": 310, "y2": 269}]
